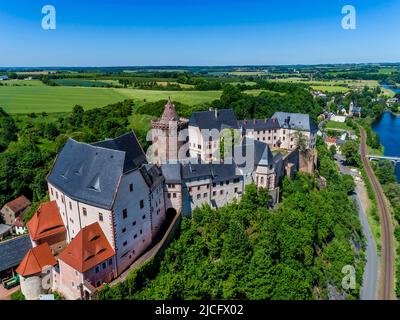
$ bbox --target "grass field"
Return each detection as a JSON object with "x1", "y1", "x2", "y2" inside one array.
[
  {"x1": 114, "y1": 88, "x2": 221, "y2": 106},
  {"x1": 0, "y1": 86, "x2": 128, "y2": 113},
  {"x1": 324, "y1": 120, "x2": 352, "y2": 131},
  {"x1": 0, "y1": 84, "x2": 223, "y2": 114}
]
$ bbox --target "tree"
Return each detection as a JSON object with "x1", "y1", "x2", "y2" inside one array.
[{"x1": 341, "y1": 141, "x2": 360, "y2": 166}]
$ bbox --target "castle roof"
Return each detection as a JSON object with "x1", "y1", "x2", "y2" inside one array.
[
  {"x1": 27, "y1": 201, "x2": 65, "y2": 241},
  {"x1": 189, "y1": 109, "x2": 238, "y2": 131},
  {"x1": 160, "y1": 98, "x2": 179, "y2": 122},
  {"x1": 271, "y1": 112, "x2": 318, "y2": 133},
  {"x1": 47, "y1": 131, "x2": 147, "y2": 210},
  {"x1": 58, "y1": 222, "x2": 115, "y2": 273},
  {"x1": 238, "y1": 118, "x2": 280, "y2": 131},
  {"x1": 16, "y1": 243, "x2": 57, "y2": 277}
]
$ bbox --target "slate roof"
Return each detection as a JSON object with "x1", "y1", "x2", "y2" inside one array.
[
  {"x1": 0, "y1": 235, "x2": 32, "y2": 273},
  {"x1": 161, "y1": 164, "x2": 182, "y2": 184},
  {"x1": 47, "y1": 132, "x2": 147, "y2": 210},
  {"x1": 141, "y1": 164, "x2": 165, "y2": 189},
  {"x1": 238, "y1": 119, "x2": 280, "y2": 131},
  {"x1": 233, "y1": 139, "x2": 274, "y2": 169},
  {"x1": 271, "y1": 112, "x2": 318, "y2": 133},
  {"x1": 0, "y1": 224, "x2": 11, "y2": 236},
  {"x1": 189, "y1": 109, "x2": 239, "y2": 131},
  {"x1": 182, "y1": 163, "x2": 240, "y2": 182}
]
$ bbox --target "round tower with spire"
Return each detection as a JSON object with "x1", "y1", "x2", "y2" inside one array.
[{"x1": 151, "y1": 98, "x2": 189, "y2": 165}]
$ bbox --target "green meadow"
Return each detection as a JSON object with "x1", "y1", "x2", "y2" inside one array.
[{"x1": 0, "y1": 86, "x2": 222, "y2": 114}]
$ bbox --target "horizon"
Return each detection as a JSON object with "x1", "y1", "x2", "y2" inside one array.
[{"x1": 1, "y1": 0, "x2": 400, "y2": 67}]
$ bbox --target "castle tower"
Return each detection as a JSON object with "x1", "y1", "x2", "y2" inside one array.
[{"x1": 151, "y1": 98, "x2": 189, "y2": 165}]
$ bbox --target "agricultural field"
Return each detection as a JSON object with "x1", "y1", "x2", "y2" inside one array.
[
  {"x1": 0, "y1": 79, "x2": 44, "y2": 86},
  {"x1": 0, "y1": 84, "x2": 222, "y2": 114},
  {"x1": 114, "y1": 88, "x2": 221, "y2": 106},
  {"x1": 0, "y1": 86, "x2": 127, "y2": 113}
]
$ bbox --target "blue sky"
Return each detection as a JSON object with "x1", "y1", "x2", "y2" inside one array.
[{"x1": 0, "y1": 0, "x2": 399, "y2": 66}]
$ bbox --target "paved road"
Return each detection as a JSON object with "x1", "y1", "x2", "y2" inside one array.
[
  {"x1": 334, "y1": 154, "x2": 378, "y2": 300},
  {"x1": 359, "y1": 127, "x2": 394, "y2": 300}
]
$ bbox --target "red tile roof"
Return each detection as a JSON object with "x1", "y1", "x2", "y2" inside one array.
[
  {"x1": 27, "y1": 201, "x2": 66, "y2": 241},
  {"x1": 58, "y1": 222, "x2": 115, "y2": 273},
  {"x1": 325, "y1": 137, "x2": 337, "y2": 143},
  {"x1": 16, "y1": 243, "x2": 57, "y2": 277},
  {"x1": 3, "y1": 195, "x2": 31, "y2": 214}
]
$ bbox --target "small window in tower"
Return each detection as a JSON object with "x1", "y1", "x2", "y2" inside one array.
[
  {"x1": 123, "y1": 209, "x2": 128, "y2": 219},
  {"x1": 99, "y1": 212, "x2": 103, "y2": 222},
  {"x1": 129, "y1": 184, "x2": 133, "y2": 192},
  {"x1": 82, "y1": 208, "x2": 87, "y2": 216}
]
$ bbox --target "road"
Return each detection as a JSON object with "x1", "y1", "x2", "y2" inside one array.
[
  {"x1": 335, "y1": 154, "x2": 378, "y2": 300},
  {"x1": 359, "y1": 127, "x2": 394, "y2": 300}
]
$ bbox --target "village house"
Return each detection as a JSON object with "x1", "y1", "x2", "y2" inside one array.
[{"x1": 1, "y1": 195, "x2": 31, "y2": 226}]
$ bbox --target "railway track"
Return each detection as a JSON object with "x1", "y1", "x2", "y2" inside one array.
[{"x1": 359, "y1": 127, "x2": 394, "y2": 300}]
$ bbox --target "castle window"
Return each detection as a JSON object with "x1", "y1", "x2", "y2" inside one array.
[
  {"x1": 123, "y1": 241, "x2": 127, "y2": 247},
  {"x1": 173, "y1": 193, "x2": 177, "y2": 198},
  {"x1": 95, "y1": 266, "x2": 99, "y2": 274},
  {"x1": 220, "y1": 190, "x2": 224, "y2": 195},
  {"x1": 140, "y1": 200, "x2": 144, "y2": 209},
  {"x1": 108, "y1": 259, "x2": 112, "y2": 266},
  {"x1": 123, "y1": 209, "x2": 128, "y2": 219},
  {"x1": 69, "y1": 202, "x2": 72, "y2": 210},
  {"x1": 56, "y1": 192, "x2": 58, "y2": 199},
  {"x1": 102, "y1": 262, "x2": 106, "y2": 269},
  {"x1": 51, "y1": 188, "x2": 54, "y2": 196},
  {"x1": 203, "y1": 193, "x2": 207, "y2": 198},
  {"x1": 213, "y1": 191, "x2": 216, "y2": 197},
  {"x1": 168, "y1": 193, "x2": 171, "y2": 198},
  {"x1": 99, "y1": 212, "x2": 103, "y2": 222},
  {"x1": 61, "y1": 195, "x2": 65, "y2": 204},
  {"x1": 235, "y1": 187, "x2": 238, "y2": 193},
  {"x1": 134, "y1": 234, "x2": 137, "y2": 239},
  {"x1": 129, "y1": 184, "x2": 133, "y2": 192},
  {"x1": 132, "y1": 221, "x2": 136, "y2": 226},
  {"x1": 140, "y1": 229, "x2": 142, "y2": 235},
  {"x1": 122, "y1": 227, "x2": 126, "y2": 233},
  {"x1": 197, "y1": 186, "x2": 200, "y2": 191},
  {"x1": 82, "y1": 207, "x2": 87, "y2": 216},
  {"x1": 142, "y1": 215, "x2": 146, "y2": 220},
  {"x1": 197, "y1": 194, "x2": 201, "y2": 200}
]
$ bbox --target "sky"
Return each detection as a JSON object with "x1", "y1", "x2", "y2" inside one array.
[{"x1": 0, "y1": 0, "x2": 400, "y2": 67}]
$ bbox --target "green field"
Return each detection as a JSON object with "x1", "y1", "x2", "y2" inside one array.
[
  {"x1": 0, "y1": 86, "x2": 222, "y2": 114},
  {"x1": 0, "y1": 86, "x2": 128, "y2": 114},
  {"x1": 324, "y1": 120, "x2": 352, "y2": 131},
  {"x1": 114, "y1": 88, "x2": 221, "y2": 106}
]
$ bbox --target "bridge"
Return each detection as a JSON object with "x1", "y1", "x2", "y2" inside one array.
[{"x1": 367, "y1": 155, "x2": 400, "y2": 165}]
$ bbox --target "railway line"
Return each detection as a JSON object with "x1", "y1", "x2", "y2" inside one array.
[{"x1": 359, "y1": 127, "x2": 394, "y2": 300}]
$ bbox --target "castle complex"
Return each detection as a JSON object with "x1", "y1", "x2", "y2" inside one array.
[{"x1": 16, "y1": 100, "x2": 317, "y2": 300}]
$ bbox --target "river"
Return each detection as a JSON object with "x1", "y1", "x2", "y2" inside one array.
[{"x1": 372, "y1": 112, "x2": 400, "y2": 182}]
